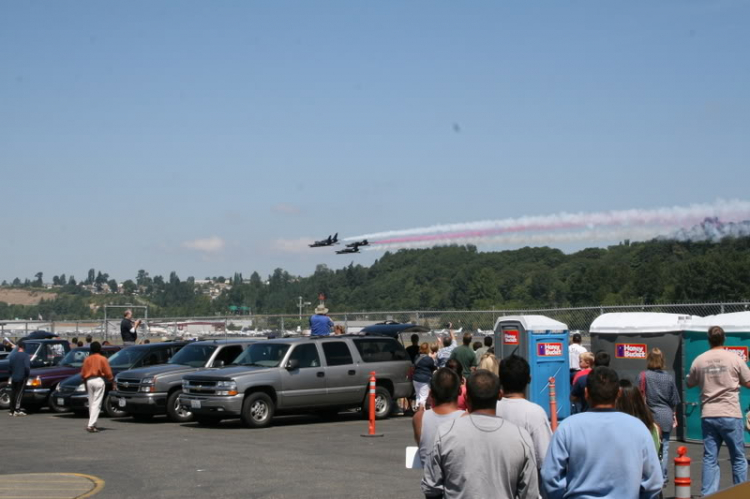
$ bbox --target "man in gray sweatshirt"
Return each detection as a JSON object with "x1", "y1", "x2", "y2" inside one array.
[{"x1": 421, "y1": 369, "x2": 539, "y2": 499}]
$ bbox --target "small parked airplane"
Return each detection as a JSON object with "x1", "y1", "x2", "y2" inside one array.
[{"x1": 309, "y1": 233, "x2": 339, "y2": 248}]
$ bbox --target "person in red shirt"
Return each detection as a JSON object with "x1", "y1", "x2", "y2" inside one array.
[
  {"x1": 572, "y1": 352, "x2": 594, "y2": 385},
  {"x1": 81, "y1": 342, "x2": 114, "y2": 433}
]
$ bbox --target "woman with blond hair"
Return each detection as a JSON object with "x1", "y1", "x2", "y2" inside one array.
[
  {"x1": 637, "y1": 347, "x2": 680, "y2": 483},
  {"x1": 478, "y1": 352, "x2": 500, "y2": 376}
]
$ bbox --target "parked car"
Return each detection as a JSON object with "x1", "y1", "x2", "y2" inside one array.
[
  {"x1": 51, "y1": 342, "x2": 187, "y2": 418},
  {"x1": 110, "y1": 339, "x2": 257, "y2": 422},
  {"x1": 0, "y1": 345, "x2": 120, "y2": 411},
  {"x1": 179, "y1": 335, "x2": 412, "y2": 428},
  {"x1": 0, "y1": 339, "x2": 71, "y2": 384}
]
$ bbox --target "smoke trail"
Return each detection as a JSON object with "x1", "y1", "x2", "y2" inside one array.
[
  {"x1": 362, "y1": 227, "x2": 666, "y2": 251},
  {"x1": 346, "y1": 199, "x2": 750, "y2": 251}
]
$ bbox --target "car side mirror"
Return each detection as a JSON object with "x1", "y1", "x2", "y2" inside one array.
[
  {"x1": 213, "y1": 360, "x2": 225, "y2": 368},
  {"x1": 286, "y1": 359, "x2": 300, "y2": 371}
]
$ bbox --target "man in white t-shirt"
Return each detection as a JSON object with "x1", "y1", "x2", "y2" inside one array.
[
  {"x1": 568, "y1": 333, "x2": 586, "y2": 383},
  {"x1": 496, "y1": 354, "x2": 552, "y2": 476}
]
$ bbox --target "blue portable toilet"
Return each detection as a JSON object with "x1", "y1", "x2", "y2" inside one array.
[{"x1": 493, "y1": 315, "x2": 570, "y2": 420}]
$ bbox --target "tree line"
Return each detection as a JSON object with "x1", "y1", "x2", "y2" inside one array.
[{"x1": 1, "y1": 236, "x2": 750, "y2": 320}]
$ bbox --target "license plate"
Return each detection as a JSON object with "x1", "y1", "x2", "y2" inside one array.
[
  {"x1": 118, "y1": 398, "x2": 126, "y2": 408},
  {"x1": 57, "y1": 398, "x2": 65, "y2": 406},
  {"x1": 190, "y1": 399, "x2": 201, "y2": 409}
]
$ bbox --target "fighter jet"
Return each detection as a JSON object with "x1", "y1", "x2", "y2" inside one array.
[
  {"x1": 345, "y1": 239, "x2": 369, "y2": 248},
  {"x1": 309, "y1": 233, "x2": 339, "y2": 248},
  {"x1": 336, "y1": 246, "x2": 360, "y2": 255}
]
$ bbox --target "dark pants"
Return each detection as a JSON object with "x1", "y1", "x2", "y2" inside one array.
[{"x1": 10, "y1": 378, "x2": 27, "y2": 412}]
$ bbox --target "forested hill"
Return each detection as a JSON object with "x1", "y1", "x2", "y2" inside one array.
[{"x1": 2, "y1": 237, "x2": 750, "y2": 320}]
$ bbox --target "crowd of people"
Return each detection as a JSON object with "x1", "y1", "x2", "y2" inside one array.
[{"x1": 409, "y1": 325, "x2": 750, "y2": 498}]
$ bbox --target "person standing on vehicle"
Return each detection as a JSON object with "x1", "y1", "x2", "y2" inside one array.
[
  {"x1": 81, "y1": 341, "x2": 114, "y2": 433},
  {"x1": 309, "y1": 305, "x2": 333, "y2": 337},
  {"x1": 686, "y1": 326, "x2": 750, "y2": 495},
  {"x1": 637, "y1": 347, "x2": 680, "y2": 484},
  {"x1": 120, "y1": 310, "x2": 141, "y2": 346},
  {"x1": 449, "y1": 332, "x2": 478, "y2": 379},
  {"x1": 8, "y1": 344, "x2": 30, "y2": 416}
]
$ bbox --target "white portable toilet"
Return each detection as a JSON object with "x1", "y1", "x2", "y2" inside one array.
[{"x1": 590, "y1": 312, "x2": 697, "y2": 439}]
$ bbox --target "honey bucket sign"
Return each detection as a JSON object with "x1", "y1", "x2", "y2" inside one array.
[
  {"x1": 537, "y1": 342, "x2": 563, "y2": 357},
  {"x1": 615, "y1": 343, "x2": 648, "y2": 359},
  {"x1": 503, "y1": 330, "x2": 520, "y2": 345},
  {"x1": 723, "y1": 346, "x2": 749, "y2": 363}
]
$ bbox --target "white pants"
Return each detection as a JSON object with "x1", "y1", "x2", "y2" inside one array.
[
  {"x1": 414, "y1": 381, "x2": 430, "y2": 407},
  {"x1": 86, "y1": 377, "x2": 105, "y2": 428}
]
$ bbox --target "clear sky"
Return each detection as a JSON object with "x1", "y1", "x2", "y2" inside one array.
[{"x1": 1, "y1": 1, "x2": 748, "y2": 283}]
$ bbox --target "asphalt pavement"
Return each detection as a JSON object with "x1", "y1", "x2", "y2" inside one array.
[{"x1": 0, "y1": 408, "x2": 743, "y2": 498}]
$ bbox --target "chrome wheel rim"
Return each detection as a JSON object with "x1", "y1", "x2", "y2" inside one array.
[
  {"x1": 251, "y1": 400, "x2": 268, "y2": 421},
  {"x1": 175, "y1": 398, "x2": 191, "y2": 419},
  {"x1": 375, "y1": 394, "x2": 388, "y2": 415}
]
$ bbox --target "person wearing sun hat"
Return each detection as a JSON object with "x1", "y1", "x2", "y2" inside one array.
[{"x1": 309, "y1": 304, "x2": 334, "y2": 337}]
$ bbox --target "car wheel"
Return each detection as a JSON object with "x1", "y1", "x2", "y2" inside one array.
[
  {"x1": 104, "y1": 394, "x2": 128, "y2": 418},
  {"x1": 132, "y1": 413, "x2": 154, "y2": 422},
  {"x1": 362, "y1": 385, "x2": 392, "y2": 420},
  {"x1": 48, "y1": 387, "x2": 68, "y2": 413},
  {"x1": 194, "y1": 415, "x2": 222, "y2": 426},
  {"x1": 0, "y1": 387, "x2": 10, "y2": 410},
  {"x1": 166, "y1": 390, "x2": 193, "y2": 423},
  {"x1": 241, "y1": 392, "x2": 274, "y2": 429}
]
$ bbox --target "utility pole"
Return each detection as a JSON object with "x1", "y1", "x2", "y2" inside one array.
[{"x1": 298, "y1": 296, "x2": 311, "y2": 320}]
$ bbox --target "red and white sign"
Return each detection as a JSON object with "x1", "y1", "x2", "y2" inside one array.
[
  {"x1": 503, "y1": 330, "x2": 520, "y2": 345},
  {"x1": 537, "y1": 342, "x2": 563, "y2": 357},
  {"x1": 723, "y1": 346, "x2": 749, "y2": 363},
  {"x1": 616, "y1": 343, "x2": 648, "y2": 359}
]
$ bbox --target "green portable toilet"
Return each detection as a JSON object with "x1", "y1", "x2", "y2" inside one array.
[
  {"x1": 684, "y1": 312, "x2": 750, "y2": 445},
  {"x1": 590, "y1": 312, "x2": 696, "y2": 440}
]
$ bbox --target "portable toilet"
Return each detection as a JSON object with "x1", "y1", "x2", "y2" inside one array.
[
  {"x1": 683, "y1": 312, "x2": 750, "y2": 445},
  {"x1": 589, "y1": 312, "x2": 695, "y2": 439},
  {"x1": 493, "y1": 315, "x2": 570, "y2": 420}
]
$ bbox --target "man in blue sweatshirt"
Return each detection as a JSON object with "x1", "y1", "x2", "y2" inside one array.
[
  {"x1": 8, "y1": 343, "x2": 31, "y2": 417},
  {"x1": 541, "y1": 366, "x2": 662, "y2": 499}
]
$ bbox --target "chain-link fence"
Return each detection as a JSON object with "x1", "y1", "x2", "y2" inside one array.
[{"x1": 3, "y1": 302, "x2": 748, "y2": 343}]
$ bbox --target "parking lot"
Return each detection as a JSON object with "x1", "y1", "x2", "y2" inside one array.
[{"x1": 1, "y1": 407, "x2": 743, "y2": 498}]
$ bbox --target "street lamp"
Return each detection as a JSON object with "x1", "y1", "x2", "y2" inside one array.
[{"x1": 298, "y1": 296, "x2": 311, "y2": 320}]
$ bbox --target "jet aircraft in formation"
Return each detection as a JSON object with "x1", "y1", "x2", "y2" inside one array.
[
  {"x1": 308, "y1": 233, "x2": 338, "y2": 248},
  {"x1": 309, "y1": 234, "x2": 368, "y2": 255}
]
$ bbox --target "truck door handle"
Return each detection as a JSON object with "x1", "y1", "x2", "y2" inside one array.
[
  {"x1": 348, "y1": 370, "x2": 356, "y2": 375},
  {"x1": 317, "y1": 372, "x2": 325, "y2": 378}
]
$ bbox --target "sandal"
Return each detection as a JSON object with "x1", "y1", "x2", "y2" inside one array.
[{"x1": 86, "y1": 426, "x2": 99, "y2": 433}]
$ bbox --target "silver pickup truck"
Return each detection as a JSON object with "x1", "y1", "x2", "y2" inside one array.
[
  {"x1": 179, "y1": 336, "x2": 412, "y2": 428},
  {"x1": 111, "y1": 339, "x2": 257, "y2": 422}
]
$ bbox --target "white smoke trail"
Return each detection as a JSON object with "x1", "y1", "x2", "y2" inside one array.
[
  {"x1": 345, "y1": 199, "x2": 750, "y2": 242},
  {"x1": 362, "y1": 227, "x2": 667, "y2": 251}
]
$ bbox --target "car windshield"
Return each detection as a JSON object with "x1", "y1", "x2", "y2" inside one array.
[
  {"x1": 168, "y1": 344, "x2": 217, "y2": 367},
  {"x1": 60, "y1": 349, "x2": 90, "y2": 368},
  {"x1": 232, "y1": 343, "x2": 290, "y2": 368},
  {"x1": 107, "y1": 348, "x2": 145, "y2": 369}
]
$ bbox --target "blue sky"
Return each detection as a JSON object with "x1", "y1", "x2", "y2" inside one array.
[{"x1": 1, "y1": 1, "x2": 748, "y2": 283}]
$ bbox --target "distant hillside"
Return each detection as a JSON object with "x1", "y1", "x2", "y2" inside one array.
[
  {"x1": 2, "y1": 234, "x2": 750, "y2": 320},
  {"x1": 0, "y1": 289, "x2": 56, "y2": 306}
]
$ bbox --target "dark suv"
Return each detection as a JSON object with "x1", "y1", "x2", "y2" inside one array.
[
  {"x1": 111, "y1": 339, "x2": 257, "y2": 422},
  {"x1": 0, "y1": 345, "x2": 120, "y2": 412},
  {"x1": 52, "y1": 342, "x2": 186, "y2": 418}
]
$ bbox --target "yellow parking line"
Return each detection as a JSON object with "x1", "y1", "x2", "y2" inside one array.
[{"x1": 0, "y1": 473, "x2": 104, "y2": 499}]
